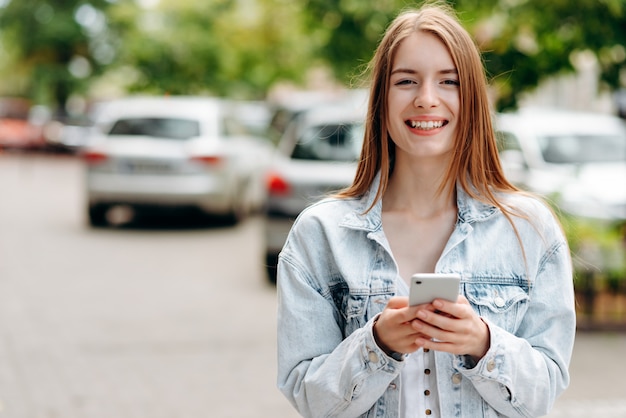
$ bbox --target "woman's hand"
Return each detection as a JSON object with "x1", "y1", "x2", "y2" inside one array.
[
  {"x1": 372, "y1": 296, "x2": 430, "y2": 356},
  {"x1": 410, "y1": 295, "x2": 490, "y2": 362}
]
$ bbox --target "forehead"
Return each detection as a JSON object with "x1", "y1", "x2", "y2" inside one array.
[{"x1": 392, "y1": 31, "x2": 455, "y2": 71}]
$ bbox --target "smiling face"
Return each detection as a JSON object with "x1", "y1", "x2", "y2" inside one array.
[{"x1": 387, "y1": 30, "x2": 460, "y2": 165}]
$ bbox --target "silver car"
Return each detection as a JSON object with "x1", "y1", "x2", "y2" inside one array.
[
  {"x1": 263, "y1": 98, "x2": 367, "y2": 283},
  {"x1": 495, "y1": 108, "x2": 626, "y2": 221},
  {"x1": 83, "y1": 96, "x2": 274, "y2": 227}
]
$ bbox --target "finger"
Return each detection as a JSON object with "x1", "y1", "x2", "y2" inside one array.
[
  {"x1": 412, "y1": 323, "x2": 453, "y2": 347},
  {"x1": 385, "y1": 296, "x2": 409, "y2": 310},
  {"x1": 416, "y1": 336, "x2": 455, "y2": 353},
  {"x1": 412, "y1": 310, "x2": 455, "y2": 336},
  {"x1": 388, "y1": 297, "x2": 435, "y2": 323},
  {"x1": 375, "y1": 298, "x2": 423, "y2": 348},
  {"x1": 431, "y1": 297, "x2": 471, "y2": 320},
  {"x1": 457, "y1": 295, "x2": 470, "y2": 304}
]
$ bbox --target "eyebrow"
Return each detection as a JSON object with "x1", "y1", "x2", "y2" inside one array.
[{"x1": 390, "y1": 68, "x2": 458, "y2": 76}]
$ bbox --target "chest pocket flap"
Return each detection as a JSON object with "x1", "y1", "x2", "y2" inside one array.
[{"x1": 464, "y1": 283, "x2": 529, "y2": 332}]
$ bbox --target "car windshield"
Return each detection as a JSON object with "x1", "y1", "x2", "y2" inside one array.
[
  {"x1": 108, "y1": 117, "x2": 200, "y2": 140},
  {"x1": 538, "y1": 133, "x2": 626, "y2": 164},
  {"x1": 292, "y1": 123, "x2": 363, "y2": 162}
]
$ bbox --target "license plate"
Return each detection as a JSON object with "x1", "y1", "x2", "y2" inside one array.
[{"x1": 118, "y1": 160, "x2": 174, "y2": 174}]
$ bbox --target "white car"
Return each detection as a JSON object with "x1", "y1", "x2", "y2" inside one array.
[
  {"x1": 83, "y1": 96, "x2": 274, "y2": 226},
  {"x1": 263, "y1": 97, "x2": 367, "y2": 283},
  {"x1": 494, "y1": 108, "x2": 626, "y2": 221}
]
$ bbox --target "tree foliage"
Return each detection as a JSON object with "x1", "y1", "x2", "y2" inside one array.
[
  {"x1": 301, "y1": 0, "x2": 626, "y2": 110},
  {"x1": 469, "y1": 0, "x2": 626, "y2": 109},
  {"x1": 0, "y1": 0, "x2": 624, "y2": 111},
  {"x1": 0, "y1": 0, "x2": 114, "y2": 114},
  {"x1": 104, "y1": 0, "x2": 313, "y2": 98}
]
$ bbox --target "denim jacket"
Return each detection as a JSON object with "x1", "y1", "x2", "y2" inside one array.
[{"x1": 276, "y1": 177, "x2": 576, "y2": 418}]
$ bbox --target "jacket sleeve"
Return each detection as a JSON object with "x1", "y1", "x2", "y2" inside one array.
[
  {"x1": 276, "y1": 251, "x2": 403, "y2": 418},
  {"x1": 457, "y1": 236, "x2": 576, "y2": 417}
]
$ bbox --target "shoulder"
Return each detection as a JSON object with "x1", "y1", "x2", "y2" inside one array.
[
  {"x1": 498, "y1": 191, "x2": 566, "y2": 242},
  {"x1": 278, "y1": 195, "x2": 369, "y2": 285},
  {"x1": 281, "y1": 193, "x2": 376, "y2": 259},
  {"x1": 290, "y1": 195, "x2": 362, "y2": 234},
  {"x1": 501, "y1": 191, "x2": 555, "y2": 218},
  {"x1": 499, "y1": 191, "x2": 557, "y2": 222}
]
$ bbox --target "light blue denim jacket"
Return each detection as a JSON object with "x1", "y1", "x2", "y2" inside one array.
[{"x1": 276, "y1": 177, "x2": 576, "y2": 418}]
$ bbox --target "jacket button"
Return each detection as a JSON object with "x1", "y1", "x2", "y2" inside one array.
[
  {"x1": 368, "y1": 351, "x2": 379, "y2": 363},
  {"x1": 486, "y1": 359, "x2": 496, "y2": 372},
  {"x1": 451, "y1": 373, "x2": 462, "y2": 384},
  {"x1": 494, "y1": 297, "x2": 505, "y2": 308}
]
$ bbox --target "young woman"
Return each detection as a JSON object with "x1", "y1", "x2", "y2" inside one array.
[{"x1": 277, "y1": 4, "x2": 576, "y2": 417}]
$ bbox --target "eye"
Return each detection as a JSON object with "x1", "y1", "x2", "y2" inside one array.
[
  {"x1": 442, "y1": 79, "x2": 460, "y2": 86},
  {"x1": 394, "y1": 79, "x2": 416, "y2": 86}
]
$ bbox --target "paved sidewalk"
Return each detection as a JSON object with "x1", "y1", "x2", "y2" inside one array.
[{"x1": 547, "y1": 331, "x2": 626, "y2": 417}]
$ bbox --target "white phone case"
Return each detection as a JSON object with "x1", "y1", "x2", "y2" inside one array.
[{"x1": 408, "y1": 273, "x2": 461, "y2": 306}]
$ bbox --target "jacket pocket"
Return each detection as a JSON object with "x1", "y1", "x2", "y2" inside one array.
[
  {"x1": 463, "y1": 282, "x2": 529, "y2": 332},
  {"x1": 329, "y1": 281, "x2": 393, "y2": 337}
]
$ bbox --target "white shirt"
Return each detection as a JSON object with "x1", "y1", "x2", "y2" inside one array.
[{"x1": 397, "y1": 279, "x2": 440, "y2": 418}]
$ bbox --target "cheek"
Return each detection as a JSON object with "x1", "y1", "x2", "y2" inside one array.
[
  {"x1": 388, "y1": 89, "x2": 415, "y2": 111},
  {"x1": 386, "y1": 95, "x2": 407, "y2": 131},
  {"x1": 442, "y1": 91, "x2": 460, "y2": 113},
  {"x1": 386, "y1": 118, "x2": 403, "y2": 144}
]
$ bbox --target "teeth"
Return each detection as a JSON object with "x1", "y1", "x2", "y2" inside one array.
[{"x1": 409, "y1": 120, "x2": 444, "y2": 130}]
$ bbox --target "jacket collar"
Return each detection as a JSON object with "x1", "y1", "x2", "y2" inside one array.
[{"x1": 339, "y1": 172, "x2": 499, "y2": 231}]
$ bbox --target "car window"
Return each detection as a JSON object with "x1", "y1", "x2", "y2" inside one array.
[
  {"x1": 108, "y1": 117, "x2": 200, "y2": 140},
  {"x1": 539, "y1": 134, "x2": 626, "y2": 164},
  {"x1": 292, "y1": 123, "x2": 363, "y2": 162}
]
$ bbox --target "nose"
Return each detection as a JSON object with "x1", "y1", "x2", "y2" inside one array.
[{"x1": 413, "y1": 83, "x2": 439, "y2": 108}]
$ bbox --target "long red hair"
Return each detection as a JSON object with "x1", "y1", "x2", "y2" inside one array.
[{"x1": 338, "y1": 4, "x2": 520, "y2": 214}]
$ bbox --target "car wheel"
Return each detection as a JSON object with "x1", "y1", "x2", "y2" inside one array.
[
  {"x1": 265, "y1": 253, "x2": 278, "y2": 285},
  {"x1": 88, "y1": 204, "x2": 109, "y2": 227}
]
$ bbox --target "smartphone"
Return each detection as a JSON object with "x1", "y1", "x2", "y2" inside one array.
[{"x1": 408, "y1": 273, "x2": 461, "y2": 306}]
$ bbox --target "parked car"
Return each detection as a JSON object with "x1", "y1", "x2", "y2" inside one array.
[
  {"x1": 82, "y1": 96, "x2": 274, "y2": 227},
  {"x1": 0, "y1": 98, "x2": 49, "y2": 150},
  {"x1": 494, "y1": 108, "x2": 626, "y2": 222},
  {"x1": 231, "y1": 100, "x2": 272, "y2": 138},
  {"x1": 45, "y1": 115, "x2": 97, "y2": 153},
  {"x1": 263, "y1": 96, "x2": 367, "y2": 283},
  {"x1": 265, "y1": 89, "x2": 368, "y2": 145}
]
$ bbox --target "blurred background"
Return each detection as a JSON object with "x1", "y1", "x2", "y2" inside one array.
[{"x1": 0, "y1": 0, "x2": 624, "y2": 417}]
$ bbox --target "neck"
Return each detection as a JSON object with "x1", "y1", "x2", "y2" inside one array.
[{"x1": 382, "y1": 158, "x2": 456, "y2": 218}]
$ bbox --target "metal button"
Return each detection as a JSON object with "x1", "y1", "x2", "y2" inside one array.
[
  {"x1": 425, "y1": 409, "x2": 432, "y2": 415},
  {"x1": 452, "y1": 373, "x2": 462, "y2": 384},
  {"x1": 487, "y1": 359, "x2": 496, "y2": 372},
  {"x1": 494, "y1": 297, "x2": 505, "y2": 308},
  {"x1": 424, "y1": 368, "x2": 431, "y2": 375},
  {"x1": 424, "y1": 389, "x2": 431, "y2": 396},
  {"x1": 368, "y1": 351, "x2": 379, "y2": 363}
]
